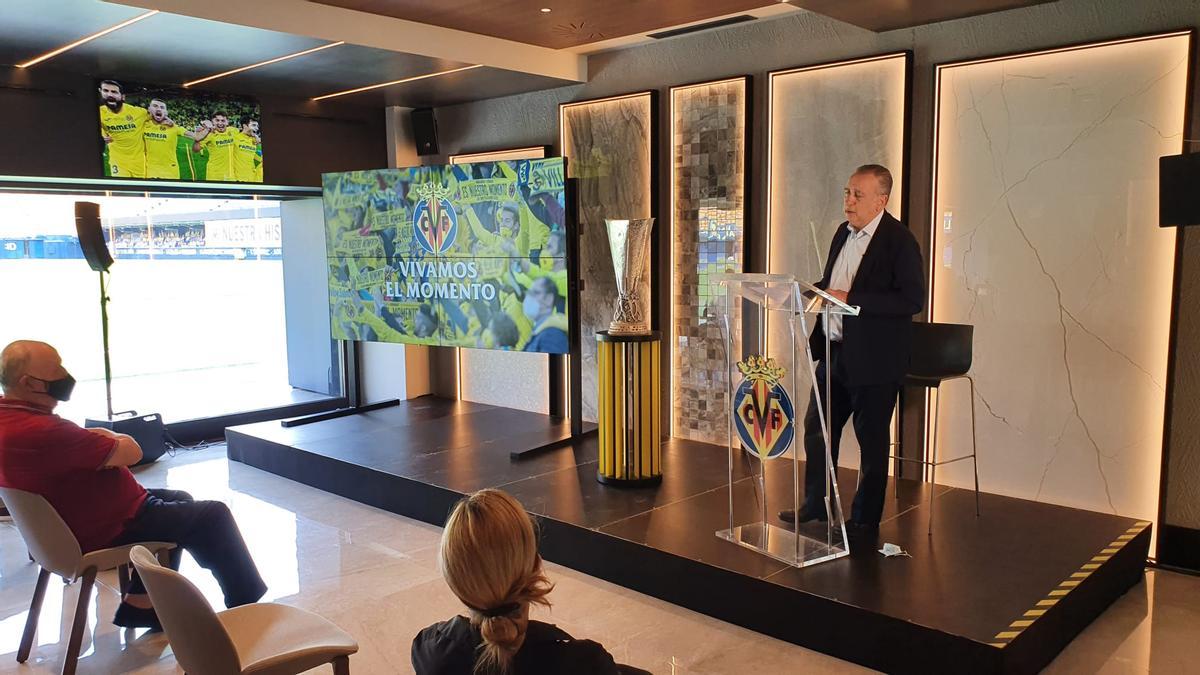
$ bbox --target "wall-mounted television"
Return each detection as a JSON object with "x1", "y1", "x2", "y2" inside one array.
[
  {"x1": 96, "y1": 78, "x2": 263, "y2": 183},
  {"x1": 322, "y1": 158, "x2": 569, "y2": 354}
]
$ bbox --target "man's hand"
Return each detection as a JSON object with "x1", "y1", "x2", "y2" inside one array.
[{"x1": 827, "y1": 289, "x2": 850, "y2": 303}]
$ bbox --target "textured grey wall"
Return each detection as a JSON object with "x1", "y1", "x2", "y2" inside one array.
[{"x1": 432, "y1": 0, "x2": 1200, "y2": 529}]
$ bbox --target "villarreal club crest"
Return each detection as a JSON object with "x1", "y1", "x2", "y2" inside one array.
[
  {"x1": 412, "y1": 179, "x2": 458, "y2": 255},
  {"x1": 733, "y1": 355, "x2": 795, "y2": 460}
]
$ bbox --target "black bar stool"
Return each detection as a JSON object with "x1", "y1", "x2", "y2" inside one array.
[{"x1": 892, "y1": 322, "x2": 980, "y2": 534}]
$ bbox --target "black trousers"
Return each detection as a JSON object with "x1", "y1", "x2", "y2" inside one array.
[
  {"x1": 802, "y1": 343, "x2": 899, "y2": 526},
  {"x1": 111, "y1": 488, "x2": 267, "y2": 608}
]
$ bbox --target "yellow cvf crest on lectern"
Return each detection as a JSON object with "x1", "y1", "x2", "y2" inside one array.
[{"x1": 732, "y1": 355, "x2": 795, "y2": 460}]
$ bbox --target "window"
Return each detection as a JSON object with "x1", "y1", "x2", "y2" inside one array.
[{"x1": 0, "y1": 191, "x2": 339, "y2": 424}]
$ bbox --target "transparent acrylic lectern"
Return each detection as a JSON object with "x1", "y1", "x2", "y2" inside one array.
[{"x1": 713, "y1": 273, "x2": 861, "y2": 567}]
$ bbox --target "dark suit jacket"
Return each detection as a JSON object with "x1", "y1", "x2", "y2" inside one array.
[{"x1": 809, "y1": 210, "x2": 925, "y2": 386}]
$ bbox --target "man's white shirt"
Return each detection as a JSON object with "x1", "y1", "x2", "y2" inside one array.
[{"x1": 825, "y1": 209, "x2": 885, "y2": 342}]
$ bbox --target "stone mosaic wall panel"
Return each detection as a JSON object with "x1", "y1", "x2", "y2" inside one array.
[
  {"x1": 931, "y1": 33, "x2": 1190, "y2": 520},
  {"x1": 671, "y1": 78, "x2": 747, "y2": 444},
  {"x1": 560, "y1": 93, "x2": 655, "y2": 424}
]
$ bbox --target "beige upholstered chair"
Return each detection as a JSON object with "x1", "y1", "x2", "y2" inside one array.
[
  {"x1": 0, "y1": 487, "x2": 175, "y2": 675},
  {"x1": 130, "y1": 545, "x2": 358, "y2": 675}
]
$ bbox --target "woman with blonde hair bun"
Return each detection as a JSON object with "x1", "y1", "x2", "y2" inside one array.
[{"x1": 412, "y1": 489, "x2": 640, "y2": 675}]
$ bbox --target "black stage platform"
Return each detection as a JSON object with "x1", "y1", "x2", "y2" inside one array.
[{"x1": 226, "y1": 396, "x2": 1151, "y2": 675}]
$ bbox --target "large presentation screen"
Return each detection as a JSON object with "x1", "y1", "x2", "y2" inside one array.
[
  {"x1": 97, "y1": 78, "x2": 263, "y2": 183},
  {"x1": 322, "y1": 158, "x2": 569, "y2": 354}
]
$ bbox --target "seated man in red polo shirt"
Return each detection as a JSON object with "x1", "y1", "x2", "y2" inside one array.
[{"x1": 0, "y1": 340, "x2": 266, "y2": 629}]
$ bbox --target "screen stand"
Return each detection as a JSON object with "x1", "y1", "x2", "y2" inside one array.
[
  {"x1": 510, "y1": 176, "x2": 595, "y2": 460},
  {"x1": 280, "y1": 398, "x2": 401, "y2": 428}
]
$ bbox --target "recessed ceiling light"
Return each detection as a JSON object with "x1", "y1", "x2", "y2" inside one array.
[
  {"x1": 311, "y1": 64, "x2": 484, "y2": 101},
  {"x1": 541, "y1": 7, "x2": 552, "y2": 12},
  {"x1": 183, "y1": 41, "x2": 345, "y2": 87},
  {"x1": 17, "y1": 10, "x2": 158, "y2": 68}
]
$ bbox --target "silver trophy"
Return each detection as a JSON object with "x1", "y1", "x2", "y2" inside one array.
[{"x1": 605, "y1": 218, "x2": 655, "y2": 335}]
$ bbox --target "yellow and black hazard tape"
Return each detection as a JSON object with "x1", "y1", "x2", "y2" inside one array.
[{"x1": 988, "y1": 520, "x2": 1151, "y2": 648}]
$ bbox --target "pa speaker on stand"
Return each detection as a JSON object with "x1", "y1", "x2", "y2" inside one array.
[{"x1": 75, "y1": 201, "x2": 166, "y2": 466}]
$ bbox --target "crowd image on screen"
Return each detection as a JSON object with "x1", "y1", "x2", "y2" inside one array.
[{"x1": 323, "y1": 160, "x2": 571, "y2": 355}]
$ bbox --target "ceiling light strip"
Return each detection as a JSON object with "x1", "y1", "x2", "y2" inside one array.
[
  {"x1": 184, "y1": 41, "x2": 345, "y2": 87},
  {"x1": 18, "y1": 10, "x2": 159, "y2": 68},
  {"x1": 311, "y1": 64, "x2": 484, "y2": 101}
]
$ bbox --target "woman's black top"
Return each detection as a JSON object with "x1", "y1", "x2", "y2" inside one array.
[{"x1": 411, "y1": 616, "x2": 620, "y2": 675}]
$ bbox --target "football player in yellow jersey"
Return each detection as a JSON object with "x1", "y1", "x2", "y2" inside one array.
[
  {"x1": 143, "y1": 100, "x2": 197, "y2": 180},
  {"x1": 248, "y1": 120, "x2": 264, "y2": 182},
  {"x1": 192, "y1": 112, "x2": 259, "y2": 182},
  {"x1": 98, "y1": 80, "x2": 149, "y2": 178},
  {"x1": 191, "y1": 112, "x2": 236, "y2": 181},
  {"x1": 232, "y1": 119, "x2": 261, "y2": 182}
]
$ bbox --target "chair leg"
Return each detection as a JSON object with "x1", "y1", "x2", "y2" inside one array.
[
  {"x1": 62, "y1": 567, "x2": 96, "y2": 675},
  {"x1": 968, "y1": 376, "x2": 981, "y2": 517},
  {"x1": 18, "y1": 568, "x2": 51, "y2": 663},
  {"x1": 117, "y1": 564, "x2": 130, "y2": 596},
  {"x1": 332, "y1": 655, "x2": 351, "y2": 675},
  {"x1": 928, "y1": 389, "x2": 939, "y2": 536}
]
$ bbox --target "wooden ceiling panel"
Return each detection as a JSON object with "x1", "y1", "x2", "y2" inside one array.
[
  {"x1": 789, "y1": 0, "x2": 1059, "y2": 32},
  {"x1": 310, "y1": 0, "x2": 778, "y2": 48}
]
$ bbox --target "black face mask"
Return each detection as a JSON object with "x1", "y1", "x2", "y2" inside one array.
[{"x1": 29, "y1": 374, "x2": 76, "y2": 402}]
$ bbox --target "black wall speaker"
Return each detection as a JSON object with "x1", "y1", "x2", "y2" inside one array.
[
  {"x1": 1160, "y1": 153, "x2": 1200, "y2": 227},
  {"x1": 74, "y1": 201, "x2": 113, "y2": 272},
  {"x1": 411, "y1": 107, "x2": 439, "y2": 156}
]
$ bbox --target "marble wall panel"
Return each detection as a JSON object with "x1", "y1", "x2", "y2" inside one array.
[
  {"x1": 449, "y1": 147, "x2": 550, "y2": 414},
  {"x1": 767, "y1": 54, "x2": 908, "y2": 287},
  {"x1": 459, "y1": 348, "x2": 550, "y2": 414},
  {"x1": 931, "y1": 33, "x2": 1190, "y2": 520},
  {"x1": 560, "y1": 93, "x2": 655, "y2": 423},
  {"x1": 671, "y1": 78, "x2": 748, "y2": 444},
  {"x1": 766, "y1": 54, "x2": 909, "y2": 467}
]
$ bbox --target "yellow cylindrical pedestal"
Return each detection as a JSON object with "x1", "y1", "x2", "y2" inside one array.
[{"x1": 596, "y1": 331, "x2": 662, "y2": 486}]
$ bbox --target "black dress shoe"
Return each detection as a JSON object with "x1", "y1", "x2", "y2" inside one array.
[
  {"x1": 778, "y1": 506, "x2": 827, "y2": 524},
  {"x1": 113, "y1": 603, "x2": 162, "y2": 631},
  {"x1": 846, "y1": 521, "x2": 880, "y2": 545}
]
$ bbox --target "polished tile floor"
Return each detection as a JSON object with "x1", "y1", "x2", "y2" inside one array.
[{"x1": 0, "y1": 447, "x2": 1195, "y2": 674}]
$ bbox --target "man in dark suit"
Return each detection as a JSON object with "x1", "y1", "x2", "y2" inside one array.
[{"x1": 780, "y1": 164, "x2": 924, "y2": 532}]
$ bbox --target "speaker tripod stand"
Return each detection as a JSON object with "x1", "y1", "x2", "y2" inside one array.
[
  {"x1": 76, "y1": 201, "x2": 166, "y2": 465},
  {"x1": 98, "y1": 268, "x2": 114, "y2": 421}
]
